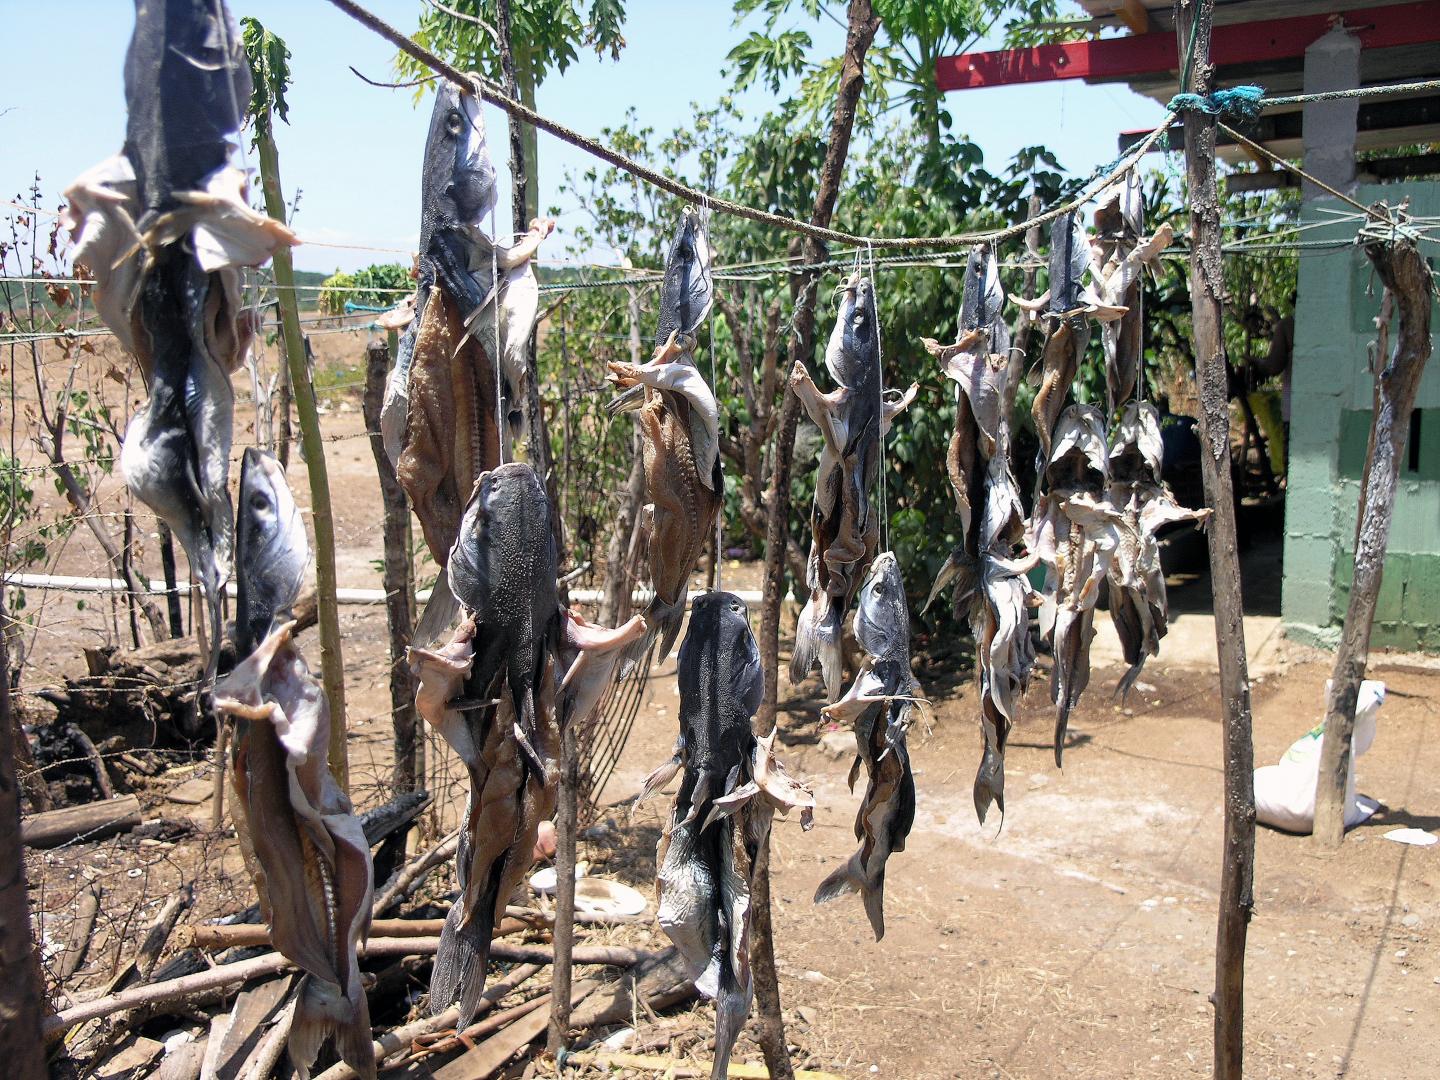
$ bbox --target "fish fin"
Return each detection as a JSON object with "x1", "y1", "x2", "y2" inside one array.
[
  {"x1": 973, "y1": 745, "x2": 1006, "y2": 825},
  {"x1": 628, "y1": 593, "x2": 686, "y2": 665},
  {"x1": 789, "y1": 594, "x2": 841, "y2": 699},
  {"x1": 846, "y1": 754, "x2": 862, "y2": 793},
  {"x1": 635, "y1": 752, "x2": 683, "y2": 813},
  {"x1": 289, "y1": 974, "x2": 376, "y2": 1080},
  {"x1": 711, "y1": 967, "x2": 752, "y2": 1080},
  {"x1": 1053, "y1": 698, "x2": 1072, "y2": 769},
  {"x1": 862, "y1": 866, "x2": 888, "y2": 941},
  {"x1": 413, "y1": 574, "x2": 461, "y2": 648},
  {"x1": 431, "y1": 898, "x2": 493, "y2": 1026},
  {"x1": 813, "y1": 850, "x2": 864, "y2": 905},
  {"x1": 1116, "y1": 658, "x2": 1146, "y2": 704}
]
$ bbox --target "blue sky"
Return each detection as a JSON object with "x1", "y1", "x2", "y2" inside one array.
[{"x1": 0, "y1": 1, "x2": 1167, "y2": 274}]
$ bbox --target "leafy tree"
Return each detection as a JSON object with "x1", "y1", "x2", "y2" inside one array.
[
  {"x1": 398, "y1": 1, "x2": 628, "y2": 221},
  {"x1": 317, "y1": 262, "x2": 413, "y2": 315},
  {"x1": 727, "y1": 0, "x2": 1070, "y2": 152}
]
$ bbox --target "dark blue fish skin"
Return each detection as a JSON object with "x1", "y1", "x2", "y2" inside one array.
[
  {"x1": 1048, "y1": 211, "x2": 1090, "y2": 315},
  {"x1": 654, "y1": 211, "x2": 713, "y2": 347},
  {"x1": 448, "y1": 463, "x2": 558, "y2": 772},
  {"x1": 416, "y1": 83, "x2": 497, "y2": 316},
  {"x1": 123, "y1": 0, "x2": 250, "y2": 214},
  {"x1": 666, "y1": 591, "x2": 764, "y2": 1080}
]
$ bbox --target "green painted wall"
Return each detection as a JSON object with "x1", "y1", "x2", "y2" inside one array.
[{"x1": 1281, "y1": 181, "x2": 1440, "y2": 652}]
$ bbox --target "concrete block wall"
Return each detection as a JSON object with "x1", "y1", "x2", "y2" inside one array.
[{"x1": 1280, "y1": 180, "x2": 1440, "y2": 652}]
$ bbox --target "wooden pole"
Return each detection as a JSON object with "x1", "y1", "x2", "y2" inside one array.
[
  {"x1": 547, "y1": 712, "x2": 580, "y2": 1056},
  {"x1": 1313, "y1": 218, "x2": 1433, "y2": 848},
  {"x1": 0, "y1": 597, "x2": 48, "y2": 1080},
  {"x1": 255, "y1": 106, "x2": 349, "y2": 790},
  {"x1": 752, "y1": 6, "x2": 880, "y2": 1078},
  {"x1": 1173, "y1": 5, "x2": 1256, "y2": 1078},
  {"x1": 363, "y1": 339, "x2": 420, "y2": 793}
]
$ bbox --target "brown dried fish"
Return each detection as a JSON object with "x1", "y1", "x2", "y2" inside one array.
[
  {"x1": 1030, "y1": 405, "x2": 1125, "y2": 766},
  {"x1": 214, "y1": 623, "x2": 375, "y2": 1080},
  {"x1": 1105, "y1": 402, "x2": 1211, "y2": 698}
]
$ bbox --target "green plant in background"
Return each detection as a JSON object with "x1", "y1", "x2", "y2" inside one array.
[{"x1": 317, "y1": 262, "x2": 412, "y2": 315}]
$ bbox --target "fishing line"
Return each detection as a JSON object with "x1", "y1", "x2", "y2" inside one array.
[
  {"x1": 865, "y1": 240, "x2": 890, "y2": 555},
  {"x1": 698, "y1": 197, "x2": 723, "y2": 596},
  {"x1": 489, "y1": 204, "x2": 506, "y2": 466}
]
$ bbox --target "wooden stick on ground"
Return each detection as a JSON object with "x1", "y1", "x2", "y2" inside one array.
[
  {"x1": 1173, "y1": 4, "x2": 1257, "y2": 1079},
  {"x1": 311, "y1": 963, "x2": 545, "y2": 1080},
  {"x1": 549, "y1": 698, "x2": 581, "y2": 1055},
  {"x1": 1312, "y1": 217, "x2": 1433, "y2": 848},
  {"x1": 372, "y1": 829, "x2": 459, "y2": 915},
  {"x1": 562, "y1": 1053, "x2": 845, "y2": 1080},
  {"x1": 177, "y1": 917, "x2": 527, "y2": 950},
  {"x1": 55, "y1": 883, "x2": 102, "y2": 981},
  {"x1": 21, "y1": 794, "x2": 142, "y2": 849}
]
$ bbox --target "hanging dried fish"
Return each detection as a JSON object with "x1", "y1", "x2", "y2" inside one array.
[
  {"x1": 607, "y1": 209, "x2": 720, "y2": 662},
  {"x1": 381, "y1": 83, "x2": 552, "y2": 588},
  {"x1": 1106, "y1": 402, "x2": 1212, "y2": 698},
  {"x1": 790, "y1": 273, "x2": 916, "y2": 699},
  {"x1": 558, "y1": 609, "x2": 648, "y2": 728},
  {"x1": 1092, "y1": 175, "x2": 1175, "y2": 410},
  {"x1": 215, "y1": 455, "x2": 373, "y2": 1080},
  {"x1": 638, "y1": 593, "x2": 813, "y2": 1080},
  {"x1": 1030, "y1": 405, "x2": 1125, "y2": 766},
  {"x1": 410, "y1": 462, "x2": 561, "y2": 1025},
  {"x1": 814, "y1": 552, "x2": 920, "y2": 939},
  {"x1": 970, "y1": 454, "x2": 1039, "y2": 822},
  {"x1": 922, "y1": 245, "x2": 1010, "y2": 616},
  {"x1": 1016, "y1": 212, "x2": 1126, "y2": 460},
  {"x1": 63, "y1": 0, "x2": 296, "y2": 672}
]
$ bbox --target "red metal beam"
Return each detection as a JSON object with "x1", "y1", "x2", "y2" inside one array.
[{"x1": 936, "y1": 1, "x2": 1440, "y2": 91}]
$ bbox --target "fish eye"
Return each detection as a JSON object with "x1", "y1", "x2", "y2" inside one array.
[
  {"x1": 249, "y1": 493, "x2": 270, "y2": 513},
  {"x1": 447, "y1": 111, "x2": 464, "y2": 136}
]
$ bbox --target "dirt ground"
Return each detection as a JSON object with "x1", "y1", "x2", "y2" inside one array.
[{"x1": 11, "y1": 329, "x2": 1440, "y2": 1079}]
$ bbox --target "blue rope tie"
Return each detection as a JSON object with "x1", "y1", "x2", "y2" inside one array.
[{"x1": 1167, "y1": 84, "x2": 1264, "y2": 123}]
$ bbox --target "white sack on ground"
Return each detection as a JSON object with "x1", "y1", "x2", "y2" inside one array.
[{"x1": 1254, "y1": 680, "x2": 1385, "y2": 834}]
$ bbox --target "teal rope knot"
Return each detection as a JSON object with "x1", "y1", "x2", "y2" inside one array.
[{"x1": 1167, "y1": 84, "x2": 1264, "y2": 122}]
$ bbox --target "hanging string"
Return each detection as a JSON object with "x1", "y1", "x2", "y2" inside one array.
[
  {"x1": 865, "y1": 240, "x2": 889, "y2": 555},
  {"x1": 490, "y1": 204, "x2": 506, "y2": 466},
  {"x1": 697, "y1": 197, "x2": 723, "y2": 596}
]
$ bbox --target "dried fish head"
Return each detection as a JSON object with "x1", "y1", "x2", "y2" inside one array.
[
  {"x1": 1047, "y1": 211, "x2": 1093, "y2": 317},
  {"x1": 826, "y1": 272, "x2": 881, "y2": 391},
  {"x1": 655, "y1": 208, "x2": 714, "y2": 345},
  {"x1": 1108, "y1": 400, "x2": 1165, "y2": 485},
  {"x1": 420, "y1": 81, "x2": 496, "y2": 254},
  {"x1": 234, "y1": 447, "x2": 308, "y2": 659},
  {"x1": 1046, "y1": 403, "x2": 1110, "y2": 493},
  {"x1": 854, "y1": 551, "x2": 908, "y2": 666}
]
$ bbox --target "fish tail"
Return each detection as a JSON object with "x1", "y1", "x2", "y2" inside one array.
[
  {"x1": 630, "y1": 593, "x2": 686, "y2": 664},
  {"x1": 431, "y1": 899, "x2": 494, "y2": 1026},
  {"x1": 289, "y1": 974, "x2": 377, "y2": 1080},
  {"x1": 1115, "y1": 658, "x2": 1146, "y2": 704},
  {"x1": 710, "y1": 964, "x2": 752, "y2": 1080},
  {"x1": 813, "y1": 849, "x2": 886, "y2": 940},
  {"x1": 1053, "y1": 698, "x2": 1073, "y2": 769},
  {"x1": 413, "y1": 573, "x2": 461, "y2": 649},
  {"x1": 973, "y1": 744, "x2": 1006, "y2": 825},
  {"x1": 789, "y1": 595, "x2": 841, "y2": 700}
]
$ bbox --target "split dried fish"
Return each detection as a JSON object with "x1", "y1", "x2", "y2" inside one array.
[
  {"x1": 970, "y1": 455, "x2": 1039, "y2": 822},
  {"x1": 215, "y1": 452, "x2": 372, "y2": 1079},
  {"x1": 607, "y1": 210, "x2": 720, "y2": 662},
  {"x1": 1016, "y1": 212, "x2": 1125, "y2": 460},
  {"x1": 63, "y1": 0, "x2": 295, "y2": 672},
  {"x1": 814, "y1": 552, "x2": 920, "y2": 939},
  {"x1": 382, "y1": 83, "x2": 551, "y2": 575},
  {"x1": 411, "y1": 461, "x2": 560, "y2": 1024},
  {"x1": 922, "y1": 245, "x2": 1010, "y2": 617},
  {"x1": 1030, "y1": 405, "x2": 1125, "y2": 766},
  {"x1": 790, "y1": 274, "x2": 915, "y2": 699},
  {"x1": 1092, "y1": 175, "x2": 1174, "y2": 410},
  {"x1": 638, "y1": 592, "x2": 812, "y2": 1080},
  {"x1": 1106, "y1": 402, "x2": 1211, "y2": 698}
]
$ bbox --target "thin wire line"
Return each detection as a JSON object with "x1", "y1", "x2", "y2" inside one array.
[{"x1": 322, "y1": 0, "x2": 1177, "y2": 251}]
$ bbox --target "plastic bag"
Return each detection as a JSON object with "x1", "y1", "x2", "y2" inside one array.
[{"x1": 1253, "y1": 680, "x2": 1385, "y2": 834}]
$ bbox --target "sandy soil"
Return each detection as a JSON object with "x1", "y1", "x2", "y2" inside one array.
[{"x1": 11, "y1": 330, "x2": 1440, "y2": 1079}]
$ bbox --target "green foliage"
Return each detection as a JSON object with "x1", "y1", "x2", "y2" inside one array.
[
  {"x1": 316, "y1": 263, "x2": 412, "y2": 315},
  {"x1": 241, "y1": 17, "x2": 293, "y2": 145},
  {"x1": 1, "y1": 455, "x2": 49, "y2": 570},
  {"x1": 400, "y1": 1, "x2": 628, "y2": 89}
]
